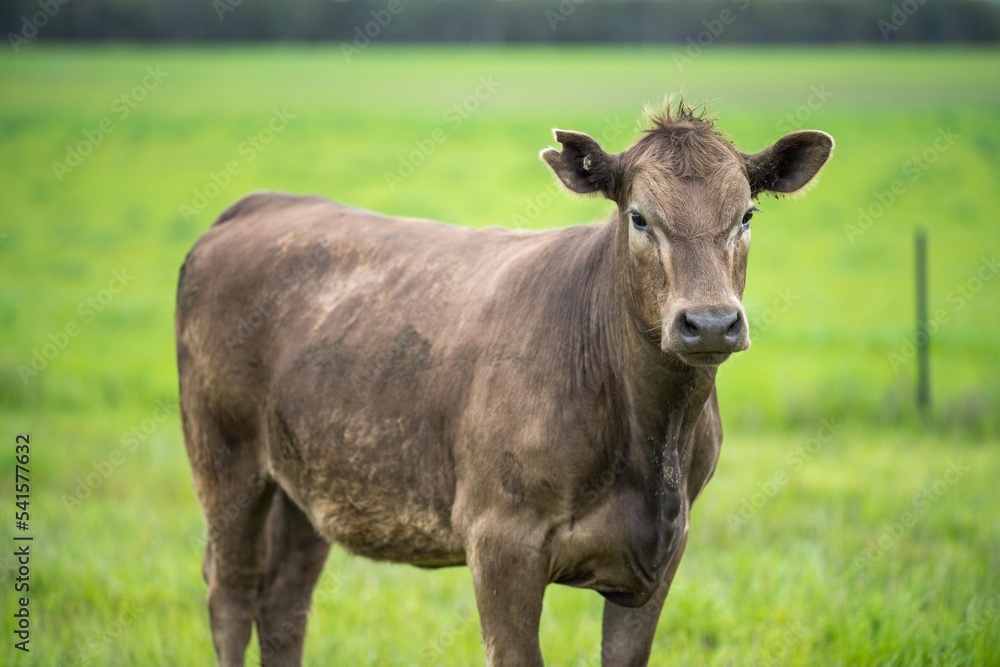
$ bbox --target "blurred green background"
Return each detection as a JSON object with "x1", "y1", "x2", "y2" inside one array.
[{"x1": 1, "y1": 42, "x2": 999, "y2": 666}]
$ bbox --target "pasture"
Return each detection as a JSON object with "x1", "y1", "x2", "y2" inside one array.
[{"x1": 1, "y1": 46, "x2": 998, "y2": 665}]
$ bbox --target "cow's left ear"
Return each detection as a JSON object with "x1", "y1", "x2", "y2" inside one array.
[
  {"x1": 744, "y1": 130, "x2": 834, "y2": 196},
  {"x1": 541, "y1": 129, "x2": 619, "y2": 199}
]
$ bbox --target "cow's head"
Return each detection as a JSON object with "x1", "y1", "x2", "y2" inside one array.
[{"x1": 542, "y1": 103, "x2": 833, "y2": 367}]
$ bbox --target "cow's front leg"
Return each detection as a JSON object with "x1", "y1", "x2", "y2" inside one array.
[
  {"x1": 467, "y1": 519, "x2": 549, "y2": 666},
  {"x1": 600, "y1": 531, "x2": 689, "y2": 667}
]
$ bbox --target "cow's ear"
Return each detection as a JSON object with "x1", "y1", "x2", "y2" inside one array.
[
  {"x1": 541, "y1": 130, "x2": 619, "y2": 198},
  {"x1": 744, "y1": 130, "x2": 834, "y2": 196}
]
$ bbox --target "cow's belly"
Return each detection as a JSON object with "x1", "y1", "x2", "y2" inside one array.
[
  {"x1": 264, "y1": 402, "x2": 467, "y2": 567},
  {"x1": 270, "y1": 465, "x2": 467, "y2": 567},
  {"x1": 303, "y1": 490, "x2": 466, "y2": 567}
]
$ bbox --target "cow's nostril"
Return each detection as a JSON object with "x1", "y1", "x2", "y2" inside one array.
[
  {"x1": 725, "y1": 312, "x2": 742, "y2": 340},
  {"x1": 679, "y1": 314, "x2": 700, "y2": 341}
]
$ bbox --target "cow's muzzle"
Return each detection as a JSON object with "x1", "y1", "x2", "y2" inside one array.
[{"x1": 663, "y1": 306, "x2": 750, "y2": 366}]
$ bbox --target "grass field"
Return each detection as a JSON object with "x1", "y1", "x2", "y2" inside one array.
[{"x1": 1, "y1": 46, "x2": 999, "y2": 665}]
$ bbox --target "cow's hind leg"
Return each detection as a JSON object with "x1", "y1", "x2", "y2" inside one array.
[
  {"x1": 185, "y1": 408, "x2": 275, "y2": 667},
  {"x1": 255, "y1": 487, "x2": 331, "y2": 667},
  {"x1": 205, "y1": 474, "x2": 275, "y2": 666}
]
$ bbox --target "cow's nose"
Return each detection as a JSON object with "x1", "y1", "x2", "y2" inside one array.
[{"x1": 676, "y1": 309, "x2": 744, "y2": 351}]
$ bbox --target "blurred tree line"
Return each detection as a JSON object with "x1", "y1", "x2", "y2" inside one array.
[{"x1": 3, "y1": 0, "x2": 999, "y2": 44}]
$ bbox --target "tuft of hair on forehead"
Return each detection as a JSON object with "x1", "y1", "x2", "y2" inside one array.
[
  {"x1": 642, "y1": 97, "x2": 712, "y2": 129},
  {"x1": 630, "y1": 98, "x2": 745, "y2": 181}
]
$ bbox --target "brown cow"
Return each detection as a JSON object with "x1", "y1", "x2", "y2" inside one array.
[{"x1": 175, "y1": 102, "x2": 832, "y2": 666}]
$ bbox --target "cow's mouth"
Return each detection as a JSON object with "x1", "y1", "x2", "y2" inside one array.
[{"x1": 677, "y1": 351, "x2": 733, "y2": 367}]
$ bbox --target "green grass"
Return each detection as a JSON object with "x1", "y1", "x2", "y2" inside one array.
[{"x1": 1, "y1": 46, "x2": 999, "y2": 665}]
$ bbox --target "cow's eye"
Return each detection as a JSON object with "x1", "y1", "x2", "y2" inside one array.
[
  {"x1": 741, "y1": 209, "x2": 755, "y2": 228},
  {"x1": 630, "y1": 211, "x2": 649, "y2": 231}
]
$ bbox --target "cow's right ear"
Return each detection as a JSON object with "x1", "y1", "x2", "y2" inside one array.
[{"x1": 541, "y1": 130, "x2": 619, "y2": 198}]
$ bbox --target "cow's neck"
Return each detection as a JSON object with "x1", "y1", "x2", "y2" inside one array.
[
  {"x1": 621, "y1": 334, "x2": 717, "y2": 462},
  {"x1": 601, "y1": 219, "x2": 719, "y2": 464}
]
